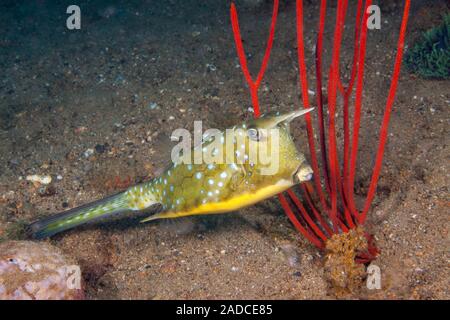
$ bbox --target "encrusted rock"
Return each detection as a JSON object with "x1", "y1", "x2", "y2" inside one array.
[
  {"x1": 324, "y1": 228, "x2": 368, "y2": 296},
  {"x1": 0, "y1": 241, "x2": 84, "y2": 300}
]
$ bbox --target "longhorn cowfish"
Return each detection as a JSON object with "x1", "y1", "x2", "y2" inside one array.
[{"x1": 29, "y1": 108, "x2": 314, "y2": 238}]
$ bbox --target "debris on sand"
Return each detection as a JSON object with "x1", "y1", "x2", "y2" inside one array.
[
  {"x1": 0, "y1": 241, "x2": 84, "y2": 300},
  {"x1": 25, "y1": 175, "x2": 52, "y2": 186}
]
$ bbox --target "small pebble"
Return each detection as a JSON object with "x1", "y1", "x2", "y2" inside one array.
[
  {"x1": 148, "y1": 102, "x2": 159, "y2": 110},
  {"x1": 74, "y1": 126, "x2": 88, "y2": 134},
  {"x1": 38, "y1": 185, "x2": 57, "y2": 197},
  {"x1": 95, "y1": 144, "x2": 107, "y2": 154},
  {"x1": 83, "y1": 149, "x2": 94, "y2": 158},
  {"x1": 206, "y1": 63, "x2": 217, "y2": 72}
]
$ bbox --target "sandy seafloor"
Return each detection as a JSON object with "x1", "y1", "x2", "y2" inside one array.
[{"x1": 0, "y1": 0, "x2": 448, "y2": 299}]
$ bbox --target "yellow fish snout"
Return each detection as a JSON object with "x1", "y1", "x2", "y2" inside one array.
[{"x1": 295, "y1": 163, "x2": 313, "y2": 183}]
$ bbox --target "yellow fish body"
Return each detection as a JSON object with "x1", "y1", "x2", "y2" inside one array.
[{"x1": 30, "y1": 109, "x2": 313, "y2": 238}]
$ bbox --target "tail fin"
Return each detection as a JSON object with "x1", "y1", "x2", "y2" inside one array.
[{"x1": 29, "y1": 192, "x2": 131, "y2": 239}]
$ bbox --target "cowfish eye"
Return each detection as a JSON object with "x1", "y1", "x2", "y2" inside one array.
[{"x1": 247, "y1": 128, "x2": 260, "y2": 141}]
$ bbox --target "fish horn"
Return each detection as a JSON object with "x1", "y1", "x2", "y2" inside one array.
[
  {"x1": 271, "y1": 107, "x2": 314, "y2": 126},
  {"x1": 286, "y1": 107, "x2": 315, "y2": 122}
]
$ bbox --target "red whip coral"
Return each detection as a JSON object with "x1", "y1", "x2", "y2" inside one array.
[{"x1": 231, "y1": 0, "x2": 411, "y2": 261}]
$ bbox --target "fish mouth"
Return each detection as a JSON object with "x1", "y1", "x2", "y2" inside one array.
[{"x1": 294, "y1": 163, "x2": 313, "y2": 183}]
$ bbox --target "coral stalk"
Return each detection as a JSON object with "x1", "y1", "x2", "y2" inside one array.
[
  {"x1": 358, "y1": 0, "x2": 411, "y2": 224},
  {"x1": 230, "y1": 0, "x2": 279, "y2": 118},
  {"x1": 230, "y1": 0, "x2": 411, "y2": 262}
]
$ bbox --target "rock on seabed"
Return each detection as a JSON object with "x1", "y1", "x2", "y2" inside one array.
[{"x1": 0, "y1": 241, "x2": 84, "y2": 300}]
